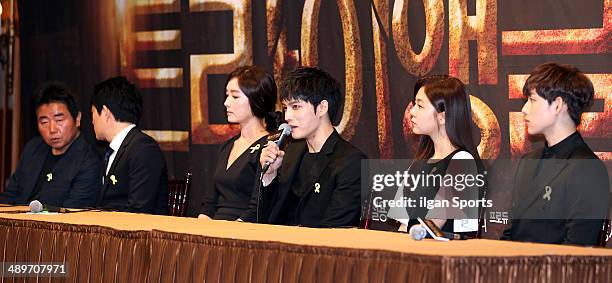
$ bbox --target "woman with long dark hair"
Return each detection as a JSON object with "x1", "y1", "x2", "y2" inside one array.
[
  {"x1": 199, "y1": 65, "x2": 280, "y2": 220},
  {"x1": 401, "y1": 75, "x2": 485, "y2": 236}
]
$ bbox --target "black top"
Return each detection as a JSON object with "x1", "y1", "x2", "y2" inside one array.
[
  {"x1": 542, "y1": 131, "x2": 580, "y2": 159},
  {"x1": 29, "y1": 153, "x2": 63, "y2": 201},
  {"x1": 406, "y1": 149, "x2": 481, "y2": 235},
  {"x1": 535, "y1": 131, "x2": 582, "y2": 177},
  {"x1": 0, "y1": 134, "x2": 101, "y2": 208},
  {"x1": 406, "y1": 150, "x2": 459, "y2": 231},
  {"x1": 242, "y1": 130, "x2": 367, "y2": 228},
  {"x1": 283, "y1": 151, "x2": 319, "y2": 225},
  {"x1": 201, "y1": 134, "x2": 268, "y2": 220}
]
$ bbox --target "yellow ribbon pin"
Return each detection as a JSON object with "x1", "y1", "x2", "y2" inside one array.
[
  {"x1": 249, "y1": 144, "x2": 261, "y2": 153},
  {"x1": 46, "y1": 173, "x2": 53, "y2": 182},
  {"x1": 110, "y1": 175, "x2": 118, "y2": 185},
  {"x1": 314, "y1": 183, "x2": 321, "y2": 193}
]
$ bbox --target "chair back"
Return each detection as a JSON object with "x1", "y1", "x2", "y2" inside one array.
[
  {"x1": 598, "y1": 220, "x2": 611, "y2": 247},
  {"x1": 168, "y1": 172, "x2": 192, "y2": 216},
  {"x1": 597, "y1": 192, "x2": 611, "y2": 247}
]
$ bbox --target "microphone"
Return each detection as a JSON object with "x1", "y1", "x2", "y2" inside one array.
[
  {"x1": 409, "y1": 224, "x2": 470, "y2": 241},
  {"x1": 261, "y1": 123, "x2": 292, "y2": 174},
  {"x1": 409, "y1": 224, "x2": 428, "y2": 241},
  {"x1": 29, "y1": 200, "x2": 70, "y2": 213}
]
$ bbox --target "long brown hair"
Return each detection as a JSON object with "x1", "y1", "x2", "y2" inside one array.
[{"x1": 413, "y1": 75, "x2": 480, "y2": 161}]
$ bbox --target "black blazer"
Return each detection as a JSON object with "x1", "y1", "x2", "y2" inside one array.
[
  {"x1": 97, "y1": 128, "x2": 169, "y2": 214},
  {"x1": 0, "y1": 134, "x2": 101, "y2": 208},
  {"x1": 241, "y1": 131, "x2": 366, "y2": 227},
  {"x1": 501, "y1": 134, "x2": 609, "y2": 245}
]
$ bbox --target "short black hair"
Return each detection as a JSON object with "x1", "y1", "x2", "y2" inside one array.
[
  {"x1": 280, "y1": 67, "x2": 341, "y2": 122},
  {"x1": 523, "y1": 62, "x2": 594, "y2": 126},
  {"x1": 33, "y1": 81, "x2": 79, "y2": 120},
  {"x1": 226, "y1": 65, "x2": 279, "y2": 131},
  {"x1": 91, "y1": 76, "x2": 142, "y2": 124}
]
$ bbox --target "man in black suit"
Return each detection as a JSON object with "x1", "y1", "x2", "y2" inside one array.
[
  {"x1": 0, "y1": 82, "x2": 100, "y2": 208},
  {"x1": 501, "y1": 63, "x2": 609, "y2": 245},
  {"x1": 240, "y1": 67, "x2": 366, "y2": 227},
  {"x1": 90, "y1": 76, "x2": 168, "y2": 214}
]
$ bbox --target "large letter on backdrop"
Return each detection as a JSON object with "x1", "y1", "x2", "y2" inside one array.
[
  {"x1": 502, "y1": 0, "x2": 611, "y2": 55},
  {"x1": 371, "y1": 0, "x2": 394, "y2": 158},
  {"x1": 448, "y1": 0, "x2": 497, "y2": 85},
  {"x1": 469, "y1": 96, "x2": 500, "y2": 160},
  {"x1": 301, "y1": 0, "x2": 363, "y2": 140},
  {"x1": 190, "y1": 0, "x2": 252, "y2": 144},
  {"x1": 392, "y1": 0, "x2": 444, "y2": 76},
  {"x1": 267, "y1": 0, "x2": 299, "y2": 111}
]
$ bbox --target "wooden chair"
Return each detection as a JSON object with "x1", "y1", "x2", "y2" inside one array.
[
  {"x1": 168, "y1": 172, "x2": 192, "y2": 217},
  {"x1": 598, "y1": 219, "x2": 611, "y2": 247},
  {"x1": 597, "y1": 192, "x2": 611, "y2": 247}
]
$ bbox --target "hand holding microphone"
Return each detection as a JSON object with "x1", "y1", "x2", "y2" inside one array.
[
  {"x1": 260, "y1": 141, "x2": 285, "y2": 176},
  {"x1": 260, "y1": 123, "x2": 292, "y2": 182}
]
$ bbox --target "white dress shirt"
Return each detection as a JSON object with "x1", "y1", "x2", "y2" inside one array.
[{"x1": 105, "y1": 124, "x2": 136, "y2": 176}]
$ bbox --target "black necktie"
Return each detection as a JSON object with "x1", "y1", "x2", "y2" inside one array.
[{"x1": 103, "y1": 148, "x2": 114, "y2": 176}]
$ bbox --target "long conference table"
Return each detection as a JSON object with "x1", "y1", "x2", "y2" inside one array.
[{"x1": 0, "y1": 207, "x2": 610, "y2": 282}]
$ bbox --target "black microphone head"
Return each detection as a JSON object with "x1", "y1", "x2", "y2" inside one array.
[{"x1": 29, "y1": 200, "x2": 43, "y2": 213}]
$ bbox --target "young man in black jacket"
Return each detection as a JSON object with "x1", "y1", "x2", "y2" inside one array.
[
  {"x1": 91, "y1": 76, "x2": 168, "y2": 214},
  {"x1": 502, "y1": 63, "x2": 609, "y2": 245},
  {"x1": 241, "y1": 67, "x2": 366, "y2": 227}
]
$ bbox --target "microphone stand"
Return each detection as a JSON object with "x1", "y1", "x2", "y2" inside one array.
[{"x1": 256, "y1": 170, "x2": 265, "y2": 223}]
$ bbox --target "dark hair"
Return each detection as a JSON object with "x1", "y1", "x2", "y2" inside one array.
[
  {"x1": 522, "y1": 62, "x2": 594, "y2": 126},
  {"x1": 91, "y1": 76, "x2": 142, "y2": 125},
  {"x1": 413, "y1": 75, "x2": 480, "y2": 161},
  {"x1": 226, "y1": 65, "x2": 280, "y2": 131},
  {"x1": 280, "y1": 66, "x2": 341, "y2": 122},
  {"x1": 33, "y1": 81, "x2": 80, "y2": 121}
]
